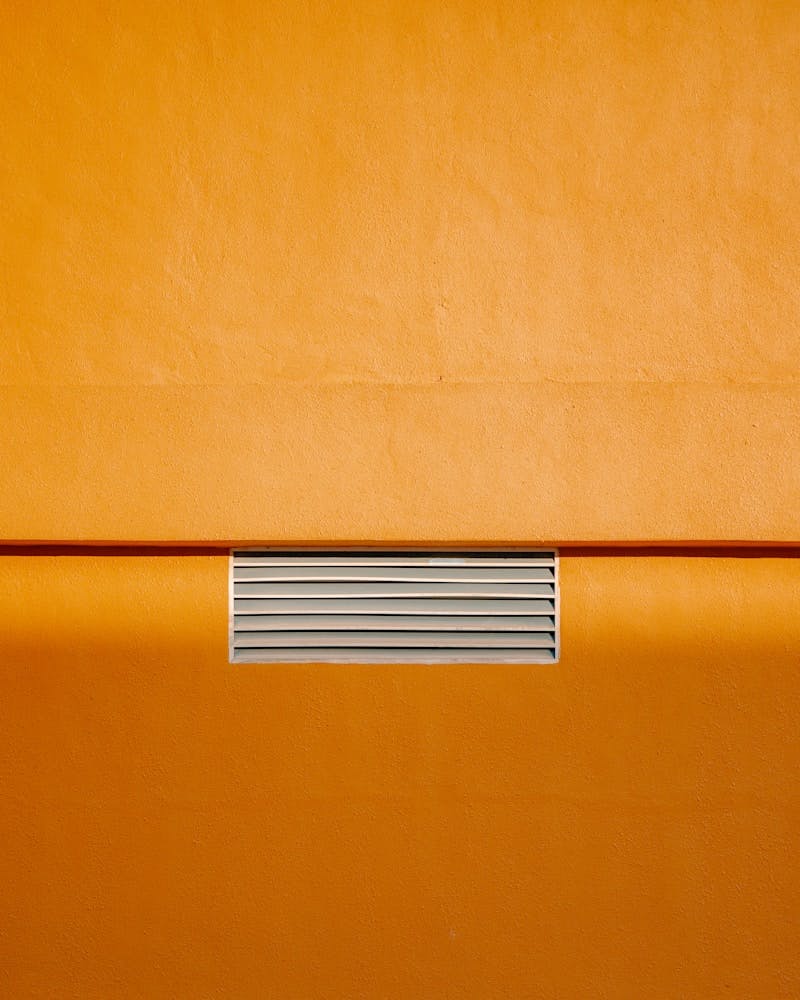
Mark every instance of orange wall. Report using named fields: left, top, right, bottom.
left=2, top=2, right=799, bottom=995
left=1, top=550, right=798, bottom=996
left=2, top=0, right=799, bottom=543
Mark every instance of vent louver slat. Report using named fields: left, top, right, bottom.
left=230, top=550, right=559, bottom=664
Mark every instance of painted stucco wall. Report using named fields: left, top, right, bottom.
left=2, top=2, right=799, bottom=996
left=2, top=551, right=799, bottom=997
left=2, top=0, right=799, bottom=543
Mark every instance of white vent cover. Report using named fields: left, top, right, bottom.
left=230, top=550, right=559, bottom=664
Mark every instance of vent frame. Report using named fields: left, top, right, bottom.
left=229, top=548, right=560, bottom=664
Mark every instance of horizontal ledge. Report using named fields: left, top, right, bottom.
left=3, top=542, right=800, bottom=553
left=3, top=384, right=798, bottom=541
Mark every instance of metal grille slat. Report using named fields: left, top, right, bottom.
left=234, top=631, right=556, bottom=648
left=234, top=566, right=554, bottom=583
left=234, top=614, right=555, bottom=632
left=235, top=581, right=555, bottom=598
left=230, top=550, right=559, bottom=664
left=234, top=553, right=555, bottom=567
left=234, top=598, right=554, bottom=615
left=233, top=649, right=558, bottom=664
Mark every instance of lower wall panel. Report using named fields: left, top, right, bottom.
left=1, top=550, right=798, bottom=997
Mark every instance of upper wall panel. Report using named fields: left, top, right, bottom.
left=2, top=1, right=798, bottom=542
left=2, top=0, right=799, bottom=388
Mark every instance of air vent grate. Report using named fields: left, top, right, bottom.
left=230, top=550, right=559, bottom=664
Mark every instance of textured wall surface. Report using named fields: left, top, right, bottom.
left=1, top=550, right=799, bottom=997
left=2, top=0, right=799, bottom=542
left=2, top=3, right=799, bottom=995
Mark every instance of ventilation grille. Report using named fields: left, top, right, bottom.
left=230, top=550, right=559, bottom=664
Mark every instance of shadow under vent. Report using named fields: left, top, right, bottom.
left=230, top=550, right=559, bottom=664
